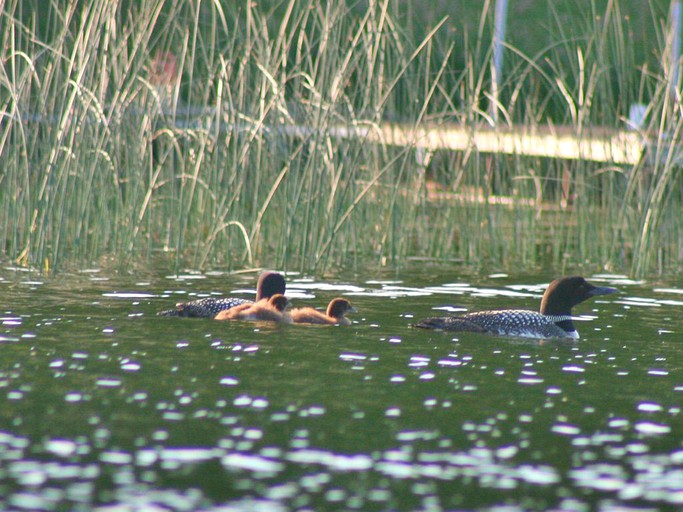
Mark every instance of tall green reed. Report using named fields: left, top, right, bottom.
left=0, top=0, right=680, bottom=277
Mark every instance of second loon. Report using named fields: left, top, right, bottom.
left=412, top=276, right=618, bottom=339
left=157, top=271, right=286, bottom=318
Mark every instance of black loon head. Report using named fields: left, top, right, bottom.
left=540, top=276, right=618, bottom=317
left=255, top=271, right=287, bottom=301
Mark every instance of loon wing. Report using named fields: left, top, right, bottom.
left=412, top=316, right=489, bottom=332
left=158, top=297, right=251, bottom=317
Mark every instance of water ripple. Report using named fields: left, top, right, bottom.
left=222, top=453, right=284, bottom=474
left=286, top=449, right=374, bottom=471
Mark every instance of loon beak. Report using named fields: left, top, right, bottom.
left=588, top=285, right=619, bottom=297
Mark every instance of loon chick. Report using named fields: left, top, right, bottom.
left=157, top=271, right=286, bottom=318
left=290, top=298, right=356, bottom=325
left=214, top=294, right=292, bottom=323
left=412, top=276, right=618, bottom=339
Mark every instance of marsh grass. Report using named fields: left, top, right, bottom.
left=0, top=0, right=681, bottom=277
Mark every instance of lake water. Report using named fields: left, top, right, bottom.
left=1, top=267, right=682, bottom=511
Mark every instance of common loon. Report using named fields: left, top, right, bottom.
left=157, top=271, right=286, bottom=318
left=214, top=294, right=291, bottom=323
left=412, top=276, right=618, bottom=339
left=290, top=298, right=356, bottom=325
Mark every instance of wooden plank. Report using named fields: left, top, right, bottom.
left=354, top=123, right=645, bottom=165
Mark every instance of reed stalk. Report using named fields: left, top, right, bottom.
left=0, top=0, right=680, bottom=277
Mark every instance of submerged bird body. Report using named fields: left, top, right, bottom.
left=214, top=294, right=291, bottom=323
left=291, top=298, right=356, bottom=325
left=416, top=310, right=574, bottom=338
left=158, top=271, right=286, bottom=318
left=413, top=277, right=617, bottom=339
left=161, top=296, right=250, bottom=318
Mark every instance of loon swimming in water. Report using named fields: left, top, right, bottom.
left=412, top=276, right=618, bottom=339
left=214, top=294, right=292, bottom=323
left=290, top=298, right=356, bottom=325
left=157, top=271, right=286, bottom=318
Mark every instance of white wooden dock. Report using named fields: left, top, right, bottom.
left=23, top=108, right=648, bottom=165
left=316, top=122, right=645, bottom=165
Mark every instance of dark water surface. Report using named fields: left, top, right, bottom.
left=1, top=267, right=682, bottom=511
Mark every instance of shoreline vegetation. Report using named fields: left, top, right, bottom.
left=0, top=1, right=681, bottom=277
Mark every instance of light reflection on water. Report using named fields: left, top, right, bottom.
left=0, top=269, right=682, bottom=510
